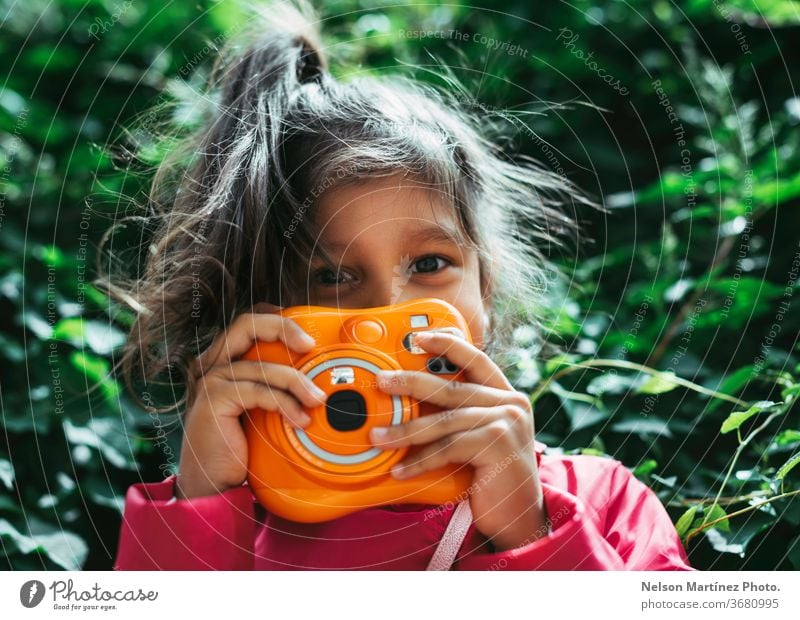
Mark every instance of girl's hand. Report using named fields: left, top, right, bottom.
left=175, top=303, right=326, bottom=500
left=369, top=331, right=548, bottom=552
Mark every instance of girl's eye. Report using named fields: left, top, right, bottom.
left=411, top=256, right=450, bottom=274
left=314, top=268, right=354, bottom=286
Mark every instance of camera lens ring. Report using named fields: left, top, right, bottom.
left=293, top=356, right=404, bottom=466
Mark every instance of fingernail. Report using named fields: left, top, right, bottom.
left=297, top=413, right=311, bottom=427
left=376, top=372, right=390, bottom=386
left=390, top=464, right=407, bottom=478
left=301, top=332, right=316, bottom=346
left=309, top=384, right=326, bottom=399
left=370, top=427, right=390, bottom=441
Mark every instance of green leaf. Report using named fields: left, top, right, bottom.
left=563, top=401, right=608, bottom=432
left=69, top=351, right=120, bottom=401
left=720, top=401, right=779, bottom=434
left=675, top=505, right=698, bottom=537
left=0, top=459, right=14, bottom=490
left=775, top=430, right=800, bottom=447
left=633, top=459, right=658, bottom=477
left=637, top=371, right=680, bottom=395
left=705, top=503, right=731, bottom=533
left=52, top=318, right=126, bottom=355
left=781, top=383, right=800, bottom=401
left=586, top=372, right=640, bottom=396
left=63, top=418, right=136, bottom=470
left=775, top=452, right=800, bottom=481
left=0, top=518, right=88, bottom=570
left=664, top=279, right=694, bottom=303
left=543, top=353, right=579, bottom=376
left=701, top=509, right=774, bottom=557
left=706, top=366, right=755, bottom=413
left=30, top=243, right=66, bottom=267
left=612, top=417, right=673, bottom=438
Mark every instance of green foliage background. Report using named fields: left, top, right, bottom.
left=1, top=0, right=799, bottom=570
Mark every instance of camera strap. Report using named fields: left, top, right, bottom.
left=425, top=500, right=473, bottom=571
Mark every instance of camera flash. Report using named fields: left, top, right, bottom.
left=331, top=367, right=355, bottom=384
left=410, top=314, right=429, bottom=328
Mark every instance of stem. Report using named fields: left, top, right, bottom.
left=696, top=410, right=785, bottom=533
left=686, top=489, right=800, bottom=544
left=530, top=359, right=750, bottom=408
left=668, top=490, right=771, bottom=508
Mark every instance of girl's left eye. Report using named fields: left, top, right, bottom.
left=410, top=256, right=450, bottom=274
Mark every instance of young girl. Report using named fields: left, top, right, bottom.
left=111, top=2, right=693, bottom=571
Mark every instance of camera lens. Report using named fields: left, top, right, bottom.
left=326, top=390, right=367, bottom=431
left=426, top=358, right=444, bottom=373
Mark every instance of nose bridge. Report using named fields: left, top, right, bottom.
left=360, top=254, right=417, bottom=308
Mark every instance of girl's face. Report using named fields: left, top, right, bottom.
left=306, top=173, right=489, bottom=349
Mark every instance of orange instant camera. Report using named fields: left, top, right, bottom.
left=242, top=298, right=474, bottom=522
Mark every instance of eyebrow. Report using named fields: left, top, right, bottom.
left=322, top=224, right=465, bottom=252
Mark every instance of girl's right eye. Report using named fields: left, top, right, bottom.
left=313, top=268, right=355, bottom=287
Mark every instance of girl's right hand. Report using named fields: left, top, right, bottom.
left=174, top=304, right=326, bottom=499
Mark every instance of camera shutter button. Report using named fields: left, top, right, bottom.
left=350, top=319, right=385, bottom=344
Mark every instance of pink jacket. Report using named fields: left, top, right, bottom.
left=114, top=442, right=694, bottom=570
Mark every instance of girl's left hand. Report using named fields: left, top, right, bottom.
left=369, top=331, right=549, bottom=552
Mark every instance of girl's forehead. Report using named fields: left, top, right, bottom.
left=313, top=175, right=463, bottom=241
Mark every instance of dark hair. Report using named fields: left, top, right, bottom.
left=99, top=0, right=589, bottom=408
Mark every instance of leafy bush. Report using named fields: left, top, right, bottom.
left=1, top=0, right=798, bottom=569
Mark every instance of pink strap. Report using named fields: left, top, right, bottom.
left=426, top=500, right=473, bottom=571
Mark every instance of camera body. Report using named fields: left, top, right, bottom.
left=242, top=297, right=474, bottom=522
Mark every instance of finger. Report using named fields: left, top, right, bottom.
left=410, top=331, right=512, bottom=390
left=369, top=406, right=501, bottom=448
left=198, top=313, right=316, bottom=371
left=215, top=379, right=310, bottom=428
left=210, top=360, right=326, bottom=409
left=250, top=302, right=282, bottom=314
left=376, top=369, right=526, bottom=411
left=389, top=428, right=500, bottom=479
